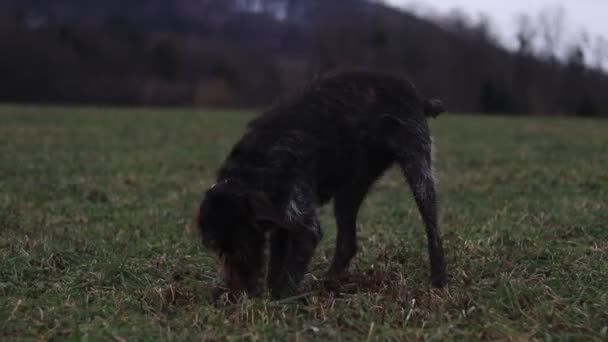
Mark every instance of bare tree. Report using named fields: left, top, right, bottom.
left=592, top=36, right=608, bottom=71
left=515, top=13, right=537, bottom=56
left=537, top=5, right=566, bottom=61
left=475, top=13, right=501, bottom=45
left=439, top=8, right=471, bottom=35
left=565, top=39, right=587, bottom=70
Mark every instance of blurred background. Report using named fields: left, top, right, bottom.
left=0, top=0, right=606, bottom=117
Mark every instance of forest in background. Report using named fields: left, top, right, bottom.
left=1, top=0, right=607, bottom=116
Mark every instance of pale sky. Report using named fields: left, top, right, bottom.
left=386, top=0, right=608, bottom=51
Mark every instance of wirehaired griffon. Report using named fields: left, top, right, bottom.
left=198, top=69, right=447, bottom=299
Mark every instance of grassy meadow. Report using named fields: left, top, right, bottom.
left=0, top=105, right=607, bottom=340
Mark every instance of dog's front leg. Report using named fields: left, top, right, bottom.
left=268, top=208, right=321, bottom=299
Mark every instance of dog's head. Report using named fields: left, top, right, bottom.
left=198, top=180, right=288, bottom=294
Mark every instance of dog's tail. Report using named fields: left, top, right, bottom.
left=424, top=99, right=445, bottom=118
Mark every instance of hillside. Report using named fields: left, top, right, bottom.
left=0, top=0, right=606, bottom=115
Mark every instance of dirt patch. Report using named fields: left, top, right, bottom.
left=319, top=270, right=391, bottom=295
left=141, top=282, right=195, bottom=314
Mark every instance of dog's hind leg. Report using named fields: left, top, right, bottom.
left=326, top=150, right=393, bottom=277
left=383, top=117, right=447, bottom=287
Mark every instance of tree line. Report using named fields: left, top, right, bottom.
left=0, top=0, right=606, bottom=116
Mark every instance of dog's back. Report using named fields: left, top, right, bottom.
left=219, top=70, right=443, bottom=205
left=249, top=69, right=438, bottom=131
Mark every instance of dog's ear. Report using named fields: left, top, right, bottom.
left=248, top=192, right=295, bottom=232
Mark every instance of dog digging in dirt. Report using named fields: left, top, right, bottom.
left=197, top=69, right=447, bottom=299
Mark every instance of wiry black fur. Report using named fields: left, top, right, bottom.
left=198, top=69, right=447, bottom=299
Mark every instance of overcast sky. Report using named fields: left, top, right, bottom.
left=386, top=0, right=608, bottom=48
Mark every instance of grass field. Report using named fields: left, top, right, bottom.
left=1, top=105, right=607, bottom=340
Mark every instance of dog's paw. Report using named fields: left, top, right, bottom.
left=431, top=273, right=449, bottom=288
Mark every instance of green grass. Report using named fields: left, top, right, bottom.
left=1, top=105, right=607, bottom=341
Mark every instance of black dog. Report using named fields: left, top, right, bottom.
left=198, top=69, right=447, bottom=299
